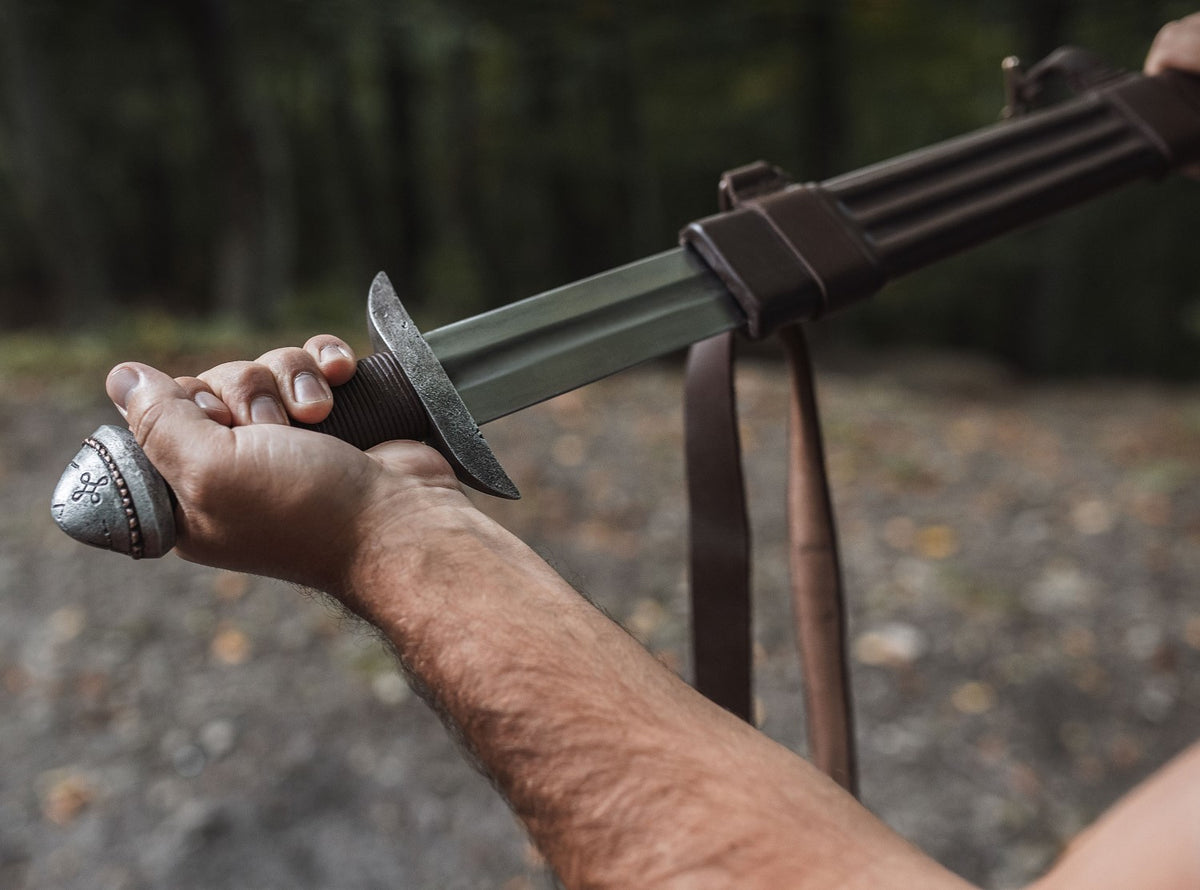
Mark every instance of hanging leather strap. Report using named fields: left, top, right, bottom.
left=779, top=325, right=858, bottom=794
left=685, top=332, right=753, bottom=723
left=684, top=162, right=858, bottom=795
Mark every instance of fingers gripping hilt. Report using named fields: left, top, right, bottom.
left=52, top=273, right=518, bottom=559
left=296, top=351, right=431, bottom=448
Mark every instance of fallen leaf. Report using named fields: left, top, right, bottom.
left=212, top=571, right=249, bottom=602
left=40, top=769, right=96, bottom=825
left=916, top=525, right=958, bottom=560
left=211, top=624, right=251, bottom=665
left=1070, top=499, right=1115, bottom=536
left=951, top=681, right=995, bottom=715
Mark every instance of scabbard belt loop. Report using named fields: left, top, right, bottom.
left=684, top=161, right=858, bottom=796
left=681, top=161, right=884, bottom=339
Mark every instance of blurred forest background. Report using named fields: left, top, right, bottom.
left=2, top=0, right=1199, bottom=376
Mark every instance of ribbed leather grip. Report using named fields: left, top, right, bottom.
left=296, top=352, right=430, bottom=449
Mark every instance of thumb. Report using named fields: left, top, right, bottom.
left=106, top=362, right=225, bottom=475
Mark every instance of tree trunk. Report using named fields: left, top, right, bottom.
left=794, top=0, right=846, bottom=181
left=0, top=0, right=111, bottom=328
left=182, top=0, right=290, bottom=327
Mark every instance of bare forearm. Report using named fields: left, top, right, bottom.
left=346, top=509, right=973, bottom=890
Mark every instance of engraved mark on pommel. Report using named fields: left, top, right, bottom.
left=72, top=471, right=110, bottom=505
left=82, top=434, right=145, bottom=559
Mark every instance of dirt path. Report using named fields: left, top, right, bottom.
left=3, top=354, right=1199, bottom=889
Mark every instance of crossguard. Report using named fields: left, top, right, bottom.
left=51, top=272, right=518, bottom=560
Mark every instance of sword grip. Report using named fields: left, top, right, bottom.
left=53, top=351, right=434, bottom=560
left=297, top=351, right=430, bottom=449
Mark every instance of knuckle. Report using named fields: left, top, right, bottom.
left=210, top=361, right=277, bottom=396
left=259, top=346, right=313, bottom=372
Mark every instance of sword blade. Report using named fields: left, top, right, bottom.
left=425, top=247, right=742, bottom=424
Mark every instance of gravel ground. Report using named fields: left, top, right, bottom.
left=2, top=350, right=1198, bottom=889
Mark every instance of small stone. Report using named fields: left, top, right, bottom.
left=1128, top=491, right=1171, bottom=527
left=892, top=557, right=938, bottom=597
left=1136, top=676, right=1178, bottom=723
left=1124, top=623, right=1163, bottom=661
left=171, top=743, right=206, bottom=778
left=1058, top=720, right=1091, bottom=755
left=1023, top=562, right=1095, bottom=613
left=1011, top=509, right=1051, bottom=546
left=371, top=671, right=411, bottom=706
left=1008, top=762, right=1041, bottom=797
left=1071, top=499, right=1115, bottom=535
left=881, top=515, right=916, bottom=552
left=1109, top=733, right=1143, bottom=769
left=1071, top=662, right=1108, bottom=696
left=853, top=623, right=929, bottom=668
left=48, top=606, right=86, bottom=643
left=1060, top=625, right=1096, bottom=658
left=198, top=719, right=237, bottom=760
left=947, top=417, right=986, bottom=454
left=869, top=721, right=925, bottom=761
left=626, top=598, right=668, bottom=641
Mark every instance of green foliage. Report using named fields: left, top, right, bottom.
left=0, top=0, right=1197, bottom=375
left=0, top=311, right=365, bottom=402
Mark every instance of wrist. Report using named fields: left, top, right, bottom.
left=334, top=481, right=506, bottom=626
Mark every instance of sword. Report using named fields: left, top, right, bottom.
left=52, top=53, right=1200, bottom=559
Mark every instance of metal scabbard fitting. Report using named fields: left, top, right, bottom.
left=51, top=424, right=176, bottom=559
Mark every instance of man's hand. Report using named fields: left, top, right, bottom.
left=1145, top=12, right=1200, bottom=177
left=1144, top=12, right=1200, bottom=76
left=105, top=335, right=471, bottom=601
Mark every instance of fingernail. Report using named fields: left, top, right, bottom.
left=320, top=344, right=352, bottom=363
left=193, top=391, right=225, bottom=415
left=292, top=371, right=329, bottom=404
left=250, top=395, right=287, bottom=425
left=107, top=366, right=140, bottom=411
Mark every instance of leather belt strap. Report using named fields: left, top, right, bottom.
left=684, top=162, right=858, bottom=795
left=685, top=332, right=752, bottom=723
left=779, top=325, right=858, bottom=794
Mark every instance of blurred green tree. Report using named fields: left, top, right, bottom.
left=0, top=0, right=1196, bottom=374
